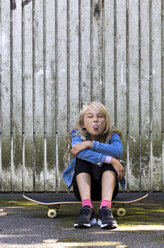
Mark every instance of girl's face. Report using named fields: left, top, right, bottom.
left=83, top=105, right=106, bottom=141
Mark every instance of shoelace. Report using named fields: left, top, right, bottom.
left=101, top=209, right=111, bottom=217
left=81, top=208, right=92, bottom=216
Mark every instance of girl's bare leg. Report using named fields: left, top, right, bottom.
left=74, top=173, right=96, bottom=228
left=76, top=172, right=91, bottom=200
left=101, top=170, right=116, bottom=201
left=98, top=171, right=118, bottom=229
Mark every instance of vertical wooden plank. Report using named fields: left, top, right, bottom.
left=1, top=0, right=11, bottom=191
left=128, top=0, right=140, bottom=191
left=69, top=0, right=79, bottom=128
left=23, top=0, right=33, bottom=191
left=151, top=0, right=162, bottom=191
left=115, top=0, right=127, bottom=176
left=140, top=0, right=151, bottom=191
left=91, top=0, right=103, bottom=102
left=33, top=0, right=44, bottom=191
left=44, top=0, right=56, bottom=191
left=57, top=0, right=67, bottom=191
left=12, top=0, right=22, bottom=191
left=126, top=0, right=130, bottom=192
left=81, top=0, right=91, bottom=105
left=162, top=0, right=164, bottom=191
left=0, top=0, right=2, bottom=190
left=104, top=0, right=114, bottom=124
left=10, top=1, right=14, bottom=192
left=43, top=0, right=46, bottom=192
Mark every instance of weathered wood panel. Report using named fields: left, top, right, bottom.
left=69, top=0, right=79, bottom=128
left=80, top=0, right=91, bottom=106
left=128, top=0, right=140, bottom=191
left=44, top=0, right=56, bottom=191
left=162, top=0, right=164, bottom=192
left=140, top=0, right=151, bottom=191
left=33, top=0, right=44, bottom=191
left=1, top=0, right=11, bottom=191
left=57, top=0, right=68, bottom=191
left=115, top=0, right=127, bottom=184
left=151, top=0, right=162, bottom=191
left=23, top=0, right=33, bottom=191
left=0, top=0, right=163, bottom=192
left=104, top=0, right=114, bottom=122
left=12, top=0, right=22, bottom=191
left=91, top=0, right=104, bottom=102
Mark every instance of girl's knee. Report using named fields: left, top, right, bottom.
left=102, top=170, right=116, bottom=178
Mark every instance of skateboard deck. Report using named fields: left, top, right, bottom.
left=23, top=193, right=148, bottom=218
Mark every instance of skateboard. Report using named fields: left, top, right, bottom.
left=23, top=193, right=148, bottom=218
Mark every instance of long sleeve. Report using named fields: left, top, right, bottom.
left=71, top=130, right=105, bottom=166
left=92, top=134, right=123, bottom=158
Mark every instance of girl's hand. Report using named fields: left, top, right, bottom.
left=110, top=157, right=125, bottom=180
left=71, top=141, right=92, bottom=156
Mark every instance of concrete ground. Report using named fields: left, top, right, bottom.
left=0, top=192, right=164, bottom=248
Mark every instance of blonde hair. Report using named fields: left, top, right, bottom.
left=64, top=101, right=122, bottom=159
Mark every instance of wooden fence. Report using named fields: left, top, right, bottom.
left=0, top=0, right=163, bottom=192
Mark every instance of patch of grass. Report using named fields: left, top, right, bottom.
left=115, top=204, right=164, bottom=227
left=152, top=236, right=164, bottom=244
left=59, top=216, right=75, bottom=228
left=56, top=204, right=84, bottom=228
left=57, top=239, right=120, bottom=247
left=0, top=199, right=38, bottom=207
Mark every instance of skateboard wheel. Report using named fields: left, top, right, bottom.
left=47, top=209, right=57, bottom=218
left=117, top=208, right=126, bottom=217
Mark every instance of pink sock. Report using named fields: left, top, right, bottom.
left=82, top=199, right=93, bottom=209
left=100, top=200, right=111, bottom=209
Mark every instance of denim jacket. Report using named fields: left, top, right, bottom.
left=62, top=130, right=125, bottom=190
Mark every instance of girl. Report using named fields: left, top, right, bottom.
left=62, top=102, right=125, bottom=229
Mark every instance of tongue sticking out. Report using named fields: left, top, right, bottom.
left=93, top=125, right=99, bottom=130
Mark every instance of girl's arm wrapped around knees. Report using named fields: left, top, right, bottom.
left=70, top=130, right=125, bottom=173
left=73, top=145, right=106, bottom=167
left=69, top=131, right=105, bottom=166
left=70, top=130, right=123, bottom=158
left=92, top=134, right=123, bottom=158
left=71, top=141, right=92, bottom=156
